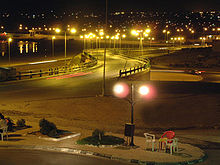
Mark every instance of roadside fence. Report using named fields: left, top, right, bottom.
left=119, top=59, right=150, bottom=78
left=16, top=59, right=97, bottom=80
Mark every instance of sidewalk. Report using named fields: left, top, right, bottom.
left=0, top=127, right=206, bottom=165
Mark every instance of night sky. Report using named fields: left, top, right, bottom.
left=0, top=0, right=219, bottom=11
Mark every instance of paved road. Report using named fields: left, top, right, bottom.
left=0, top=51, right=138, bottom=101
left=0, top=149, right=131, bottom=165
left=0, top=50, right=203, bottom=103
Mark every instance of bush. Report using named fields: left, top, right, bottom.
left=0, top=113, right=5, bottom=119
left=76, top=129, right=125, bottom=146
left=48, top=129, right=58, bottom=137
left=92, top=129, right=105, bottom=140
left=39, top=119, right=57, bottom=137
left=77, top=135, right=125, bottom=146
left=16, top=119, right=26, bottom=127
left=5, top=117, right=14, bottom=131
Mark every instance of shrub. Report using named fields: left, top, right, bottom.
left=39, top=119, right=57, bottom=137
left=5, top=117, right=14, bottom=131
left=0, top=113, right=5, bottom=119
left=92, top=129, right=105, bottom=140
left=77, top=135, right=125, bottom=146
left=48, top=129, right=58, bottom=137
left=16, top=119, right=26, bottom=127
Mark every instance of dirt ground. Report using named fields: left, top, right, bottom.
left=150, top=47, right=220, bottom=70
left=0, top=91, right=220, bottom=138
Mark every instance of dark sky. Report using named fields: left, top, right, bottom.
left=0, top=0, right=219, bottom=11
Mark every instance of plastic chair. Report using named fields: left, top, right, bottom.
left=0, top=126, right=8, bottom=141
left=0, top=119, right=8, bottom=141
left=166, top=138, right=178, bottom=154
left=144, top=133, right=156, bottom=151
left=159, top=131, right=175, bottom=151
left=161, top=131, right=175, bottom=143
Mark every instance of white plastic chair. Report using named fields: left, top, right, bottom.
left=0, top=126, right=8, bottom=141
left=144, top=133, right=156, bottom=151
left=166, top=138, right=178, bottom=154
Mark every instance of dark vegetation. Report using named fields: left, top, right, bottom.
left=77, top=129, right=125, bottom=146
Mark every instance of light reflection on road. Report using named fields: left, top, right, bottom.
left=47, top=72, right=92, bottom=80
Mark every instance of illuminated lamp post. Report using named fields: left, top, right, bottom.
left=55, top=28, right=76, bottom=68
left=80, top=35, right=85, bottom=52
left=131, top=29, right=150, bottom=55
left=106, top=35, right=110, bottom=48
left=121, top=34, right=126, bottom=49
left=200, top=37, right=206, bottom=46
left=163, top=30, right=170, bottom=43
left=191, top=30, right=195, bottom=40
left=111, top=36, right=115, bottom=49
left=113, top=82, right=151, bottom=146
left=115, top=35, right=119, bottom=48
left=8, top=37, right=12, bottom=65
left=52, top=36, right=56, bottom=57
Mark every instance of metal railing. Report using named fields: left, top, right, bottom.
left=119, top=63, right=150, bottom=78
left=16, top=59, right=97, bottom=80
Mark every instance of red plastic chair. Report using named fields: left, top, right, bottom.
left=159, top=131, right=175, bottom=151
left=161, top=131, right=175, bottom=143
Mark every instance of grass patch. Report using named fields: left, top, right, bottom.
left=77, top=135, right=125, bottom=146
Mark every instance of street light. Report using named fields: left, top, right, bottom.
left=55, top=28, right=76, bottom=68
left=52, top=36, right=56, bottom=57
left=200, top=37, right=206, bottom=46
left=119, top=34, right=126, bottom=49
left=131, top=29, right=151, bottom=54
left=113, top=82, right=152, bottom=146
left=163, top=30, right=170, bottom=43
left=102, top=0, right=108, bottom=96
left=8, top=37, right=12, bottom=65
left=191, top=30, right=195, bottom=40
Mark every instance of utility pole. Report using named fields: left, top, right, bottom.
left=102, top=0, right=108, bottom=96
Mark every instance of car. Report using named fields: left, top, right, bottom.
left=186, top=69, right=205, bottom=75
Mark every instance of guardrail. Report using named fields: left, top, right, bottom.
left=16, top=59, right=97, bottom=80
left=119, top=62, right=150, bottom=78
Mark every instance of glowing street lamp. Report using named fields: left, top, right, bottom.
left=8, top=37, right=12, bottom=65
left=55, top=28, right=77, bottom=67
left=131, top=30, right=139, bottom=36
left=148, top=37, right=155, bottom=47
left=163, top=30, right=170, bottom=43
left=191, top=30, right=195, bottom=40
left=131, top=29, right=151, bottom=53
left=119, top=34, right=126, bottom=49
left=52, top=36, right=56, bottom=57
left=70, top=28, right=76, bottom=34
left=113, top=82, right=153, bottom=146
left=200, top=37, right=206, bottom=46
left=99, top=31, right=104, bottom=36
left=55, top=28, right=61, bottom=33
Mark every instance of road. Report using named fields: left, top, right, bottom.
left=0, top=51, right=140, bottom=102
left=0, top=49, right=206, bottom=103
left=0, top=149, right=131, bottom=165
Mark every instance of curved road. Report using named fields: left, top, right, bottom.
left=0, top=51, right=140, bottom=102
left=0, top=50, right=204, bottom=103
